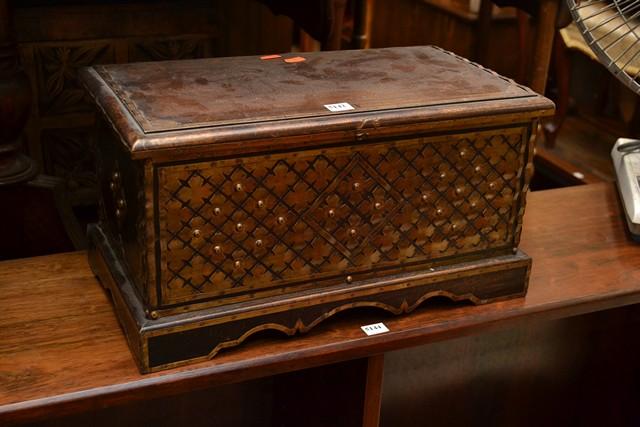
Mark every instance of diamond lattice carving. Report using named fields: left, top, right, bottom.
left=158, top=130, right=525, bottom=305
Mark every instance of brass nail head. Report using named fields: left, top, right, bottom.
left=421, top=194, right=429, bottom=202
left=112, top=171, right=120, bottom=181
left=236, top=223, right=244, bottom=231
left=150, top=310, right=159, bottom=320
left=192, top=229, right=201, bottom=238
left=455, top=187, right=463, bottom=195
left=257, top=200, right=265, bottom=208
left=235, top=183, right=243, bottom=192
left=234, top=260, right=242, bottom=268
left=346, top=275, right=353, bottom=283
left=213, top=207, right=221, bottom=216
left=255, top=239, right=263, bottom=247
left=109, top=182, right=116, bottom=191
left=352, top=182, right=361, bottom=190
left=349, top=228, right=357, bottom=237
left=440, top=172, right=446, bottom=179
left=115, top=208, right=122, bottom=218
left=117, top=198, right=126, bottom=208
left=374, top=202, right=383, bottom=210
left=277, top=216, right=285, bottom=225
left=474, top=165, right=482, bottom=173
left=214, top=245, right=222, bottom=254
left=328, top=209, right=336, bottom=217
left=436, top=208, right=443, bottom=216
left=489, top=182, right=496, bottom=190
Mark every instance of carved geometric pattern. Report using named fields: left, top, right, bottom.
left=158, top=130, right=525, bottom=305
left=129, top=36, right=212, bottom=62
left=33, top=43, right=115, bottom=116
left=41, top=128, right=97, bottom=201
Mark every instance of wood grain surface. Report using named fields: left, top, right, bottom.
left=1, top=182, right=639, bottom=424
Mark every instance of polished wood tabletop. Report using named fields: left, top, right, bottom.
left=1, top=182, right=639, bottom=424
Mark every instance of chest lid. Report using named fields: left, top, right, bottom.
left=81, top=46, right=554, bottom=157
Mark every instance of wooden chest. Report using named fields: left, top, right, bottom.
left=80, top=46, right=554, bottom=373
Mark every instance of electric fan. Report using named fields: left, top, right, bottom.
left=566, top=0, right=640, bottom=238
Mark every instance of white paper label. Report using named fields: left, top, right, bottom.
left=324, top=102, right=355, bottom=112
left=361, top=322, right=390, bottom=336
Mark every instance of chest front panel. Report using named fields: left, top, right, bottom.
left=156, top=127, right=528, bottom=308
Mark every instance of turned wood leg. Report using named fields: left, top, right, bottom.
left=530, top=0, right=559, bottom=94
left=351, top=0, right=373, bottom=50
left=475, top=0, right=493, bottom=65
left=543, top=31, right=570, bottom=148
left=322, top=0, right=348, bottom=51
left=0, top=0, right=37, bottom=186
left=517, top=10, right=531, bottom=84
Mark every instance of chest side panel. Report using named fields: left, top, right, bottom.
left=156, top=127, right=528, bottom=308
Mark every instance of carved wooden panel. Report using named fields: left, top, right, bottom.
left=33, top=43, right=116, bottom=116
left=157, top=128, right=527, bottom=306
left=41, top=128, right=97, bottom=200
left=14, top=0, right=292, bottom=222
left=128, top=36, right=214, bottom=62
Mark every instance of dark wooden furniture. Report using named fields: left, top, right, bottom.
left=80, top=46, right=553, bottom=371
left=2, top=183, right=640, bottom=426
left=0, top=0, right=37, bottom=186
left=0, top=0, right=295, bottom=260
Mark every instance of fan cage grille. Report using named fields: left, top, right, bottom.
left=568, top=0, right=640, bottom=95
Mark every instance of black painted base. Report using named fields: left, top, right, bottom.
left=88, top=224, right=530, bottom=373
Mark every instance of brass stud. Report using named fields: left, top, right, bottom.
left=439, top=172, right=446, bottom=179
left=117, top=198, right=126, bottom=208
left=421, top=194, right=429, bottom=202
left=474, top=165, right=482, bottom=173
left=236, top=223, right=244, bottom=232
left=192, top=229, right=201, bottom=238
left=234, top=260, right=242, bottom=269
left=277, top=216, right=286, bottom=225
left=235, top=183, right=243, bottom=192
left=512, top=247, right=518, bottom=254
left=255, top=239, right=263, bottom=247
left=452, top=223, right=458, bottom=231
left=257, top=200, right=265, bottom=208
left=471, top=201, right=477, bottom=209
left=346, top=275, right=353, bottom=283
left=349, top=228, right=357, bottom=237
left=112, top=171, right=120, bottom=181
left=436, top=208, right=443, bottom=216
left=213, top=207, right=221, bottom=216
left=455, top=187, right=463, bottom=195
left=328, top=209, right=336, bottom=218
left=352, top=182, right=361, bottom=191
left=149, top=310, right=159, bottom=320
left=115, top=209, right=122, bottom=218
left=109, top=182, right=116, bottom=191
left=459, top=150, right=466, bottom=158
left=489, top=182, right=496, bottom=190
left=213, top=245, right=222, bottom=254
left=374, top=202, right=383, bottom=210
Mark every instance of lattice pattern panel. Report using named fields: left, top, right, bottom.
left=157, top=129, right=526, bottom=305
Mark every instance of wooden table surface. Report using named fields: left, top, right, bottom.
left=2, top=182, right=639, bottom=425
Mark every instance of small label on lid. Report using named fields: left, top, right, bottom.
left=324, top=102, right=355, bottom=112
left=361, top=322, right=389, bottom=336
